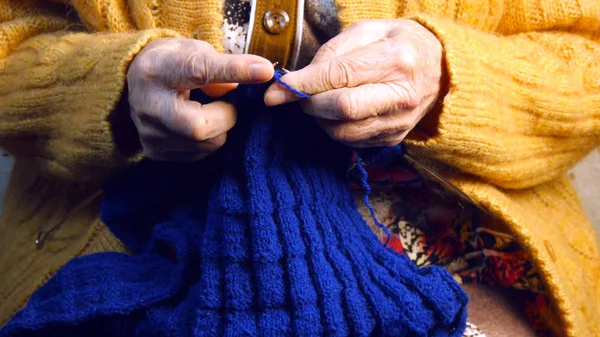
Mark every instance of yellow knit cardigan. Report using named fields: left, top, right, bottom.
left=0, top=0, right=599, bottom=336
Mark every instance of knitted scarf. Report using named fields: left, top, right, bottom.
left=0, top=75, right=468, bottom=336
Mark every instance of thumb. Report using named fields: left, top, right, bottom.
left=264, top=40, right=397, bottom=106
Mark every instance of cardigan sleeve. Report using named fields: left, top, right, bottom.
left=402, top=12, right=600, bottom=189
left=0, top=0, right=179, bottom=181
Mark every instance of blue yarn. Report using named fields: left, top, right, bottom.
left=355, top=154, right=392, bottom=247
left=357, top=144, right=406, bottom=167
left=353, top=144, right=406, bottom=247
left=273, top=70, right=313, bottom=99
left=0, top=72, right=468, bottom=337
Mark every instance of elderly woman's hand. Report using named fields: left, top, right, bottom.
left=127, top=38, right=273, bottom=161
left=264, top=19, right=444, bottom=148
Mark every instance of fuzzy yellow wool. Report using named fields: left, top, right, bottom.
left=0, top=0, right=599, bottom=336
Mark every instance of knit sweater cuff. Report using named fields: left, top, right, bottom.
left=0, top=29, right=179, bottom=181
left=403, top=15, right=599, bottom=189
left=403, top=15, right=508, bottom=183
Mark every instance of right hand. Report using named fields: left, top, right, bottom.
left=127, top=38, right=274, bottom=161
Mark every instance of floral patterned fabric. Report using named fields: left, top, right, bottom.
left=348, top=153, right=555, bottom=336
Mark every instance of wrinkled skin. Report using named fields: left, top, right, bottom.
left=127, top=38, right=273, bottom=161
left=265, top=19, right=444, bottom=148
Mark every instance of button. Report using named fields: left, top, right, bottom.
left=544, top=240, right=557, bottom=262
left=263, top=9, right=290, bottom=34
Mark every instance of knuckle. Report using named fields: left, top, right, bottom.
left=390, top=84, right=420, bottom=110
left=327, top=128, right=344, bottom=142
left=210, top=58, right=243, bottom=83
left=379, top=37, right=397, bottom=55
left=325, top=60, right=351, bottom=89
left=329, top=125, right=358, bottom=143
left=226, top=59, right=246, bottom=80
left=396, top=122, right=411, bottom=133
left=402, top=90, right=421, bottom=110
left=373, top=125, right=393, bottom=138
left=389, top=117, right=410, bottom=133
left=335, top=94, right=360, bottom=120
left=183, top=54, right=207, bottom=85
left=396, top=44, right=419, bottom=69
left=393, top=114, right=418, bottom=133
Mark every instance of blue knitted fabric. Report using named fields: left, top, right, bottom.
left=0, top=73, right=468, bottom=337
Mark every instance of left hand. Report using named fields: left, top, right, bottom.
left=264, top=19, right=445, bottom=148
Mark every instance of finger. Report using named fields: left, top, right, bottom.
left=192, top=52, right=274, bottom=85
left=158, top=47, right=274, bottom=89
left=158, top=100, right=237, bottom=141
left=264, top=39, right=401, bottom=106
left=300, top=83, right=417, bottom=121
left=317, top=111, right=418, bottom=144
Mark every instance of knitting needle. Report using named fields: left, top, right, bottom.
left=403, top=153, right=499, bottom=221
left=271, top=61, right=291, bottom=74
left=35, top=190, right=103, bottom=249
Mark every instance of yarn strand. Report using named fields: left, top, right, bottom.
left=273, top=70, right=312, bottom=99
left=354, top=154, right=391, bottom=246
left=275, top=70, right=389, bottom=245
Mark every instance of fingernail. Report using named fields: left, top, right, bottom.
left=249, top=63, right=273, bottom=81
left=264, top=89, right=287, bottom=106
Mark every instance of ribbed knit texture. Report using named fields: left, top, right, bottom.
left=1, top=0, right=600, bottom=336
left=0, top=86, right=468, bottom=336
left=1, top=0, right=599, bottom=183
